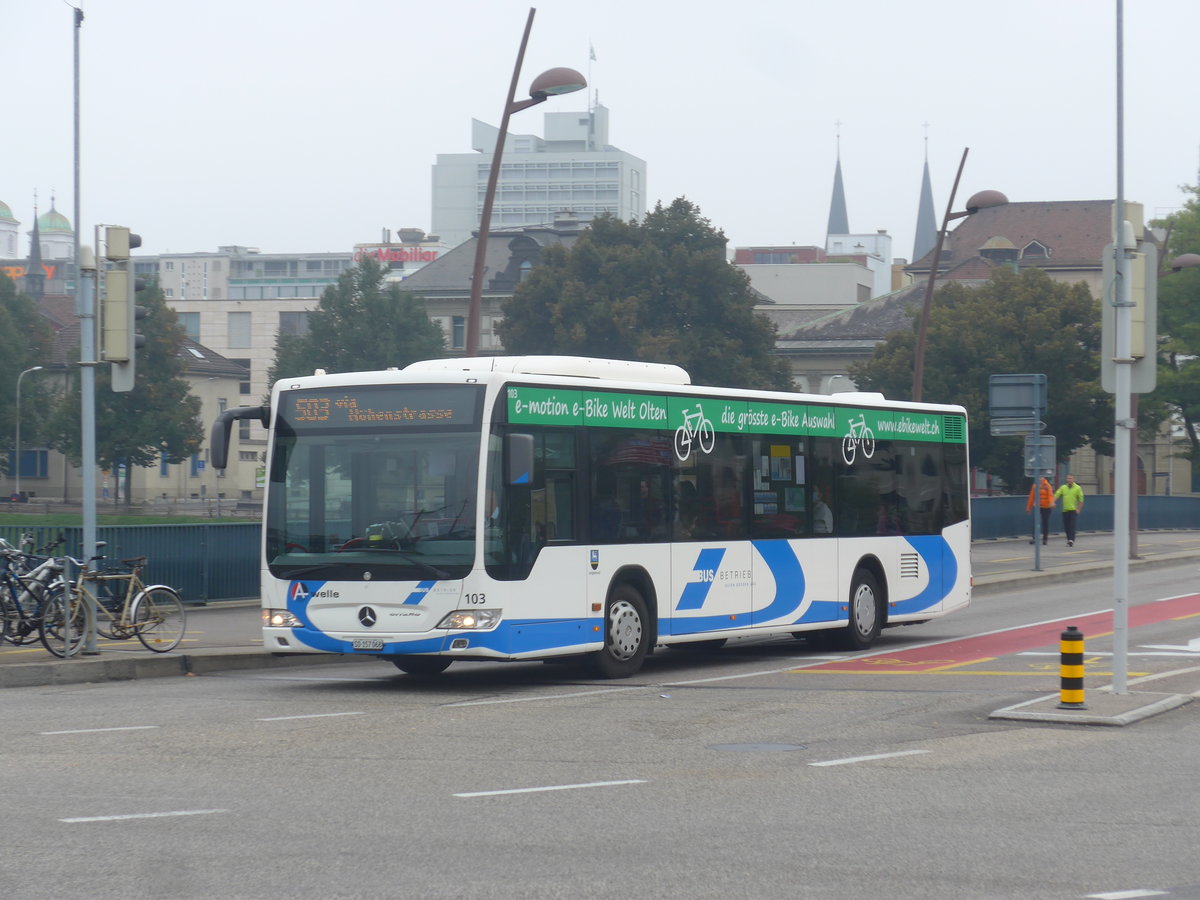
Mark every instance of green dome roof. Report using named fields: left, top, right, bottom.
left=0, top=200, right=13, bottom=220
left=38, top=207, right=73, bottom=233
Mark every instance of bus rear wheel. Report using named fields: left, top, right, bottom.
left=391, top=657, right=452, bottom=677
left=587, top=583, right=649, bottom=678
left=843, top=569, right=883, bottom=650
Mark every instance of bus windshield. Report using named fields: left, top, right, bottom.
left=265, top=384, right=484, bottom=581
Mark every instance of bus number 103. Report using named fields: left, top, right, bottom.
left=464, top=593, right=487, bottom=605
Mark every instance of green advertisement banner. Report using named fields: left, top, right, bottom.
left=507, top=386, right=964, bottom=443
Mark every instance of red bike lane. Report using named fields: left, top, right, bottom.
left=798, top=592, right=1200, bottom=674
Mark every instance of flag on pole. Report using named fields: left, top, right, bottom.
left=589, top=43, right=597, bottom=61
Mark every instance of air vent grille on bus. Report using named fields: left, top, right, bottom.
left=900, top=553, right=920, bottom=579
left=942, top=416, right=966, bottom=442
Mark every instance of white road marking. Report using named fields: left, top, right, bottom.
left=809, top=749, right=931, bottom=768
left=1126, top=664, right=1200, bottom=686
left=1086, top=890, right=1169, bottom=899
left=60, top=809, right=228, bottom=823
left=40, top=726, right=159, bottom=735
left=255, top=712, right=364, bottom=721
left=446, top=687, right=641, bottom=707
left=666, top=665, right=829, bottom=685
left=1141, top=637, right=1200, bottom=652
left=445, top=663, right=825, bottom=706
left=454, top=779, right=646, bottom=798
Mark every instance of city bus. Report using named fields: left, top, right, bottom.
left=211, top=355, right=971, bottom=678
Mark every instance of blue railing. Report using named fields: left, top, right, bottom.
left=971, top=495, right=1200, bottom=540
left=0, top=523, right=260, bottom=604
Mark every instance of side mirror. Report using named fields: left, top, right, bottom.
left=210, top=405, right=269, bottom=469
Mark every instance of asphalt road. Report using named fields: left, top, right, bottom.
left=2, top=560, right=1199, bottom=899
left=2, top=529, right=1198, bottom=688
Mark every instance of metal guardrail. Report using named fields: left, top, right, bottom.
left=0, top=523, right=260, bottom=604
left=971, top=495, right=1200, bottom=540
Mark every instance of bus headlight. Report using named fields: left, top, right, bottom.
left=437, top=609, right=502, bottom=630
left=263, top=609, right=302, bottom=628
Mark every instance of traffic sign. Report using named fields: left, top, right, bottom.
left=989, top=374, right=1047, bottom=419
left=990, top=417, right=1044, bottom=436
left=1024, top=434, right=1056, bottom=477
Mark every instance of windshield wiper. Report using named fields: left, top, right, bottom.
left=362, top=547, right=451, bottom=580
left=273, top=564, right=332, bottom=578
left=338, top=547, right=451, bottom=580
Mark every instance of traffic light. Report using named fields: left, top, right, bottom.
left=102, top=226, right=145, bottom=392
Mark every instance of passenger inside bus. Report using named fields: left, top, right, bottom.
left=676, top=480, right=698, bottom=538
left=592, top=470, right=623, bottom=540
left=813, top=487, right=834, bottom=534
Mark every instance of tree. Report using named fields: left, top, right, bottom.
left=1150, top=184, right=1200, bottom=471
left=848, top=266, right=1113, bottom=488
left=498, top=199, right=793, bottom=390
left=0, top=273, right=54, bottom=477
left=269, top=257, right=445, bottom=383
left=46, top=278, right=203, bottom=503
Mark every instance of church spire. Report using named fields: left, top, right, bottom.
left=25, top=195, right=45, bottom=301
left=912, top=128, right=938, bottom=263
left=826, top=125, right=849, bottom=239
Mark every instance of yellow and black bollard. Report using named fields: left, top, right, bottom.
left=1057, top=625, right=1087, bottom=709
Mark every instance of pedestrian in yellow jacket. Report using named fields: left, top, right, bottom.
left=1054, top=473, right=1084, bottom=546
left=1026, top=477, right=1053, bottom=544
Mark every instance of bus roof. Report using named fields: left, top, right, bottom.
left=404, top=355, right=692, bottom=385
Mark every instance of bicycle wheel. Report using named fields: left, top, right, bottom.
left=131, top=587, right=186, bottom=652
left=39, top=589, right=86, bottom=659
left=673, top=425, right=691, bottom=461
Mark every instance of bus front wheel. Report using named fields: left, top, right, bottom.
left=843, top=569, right=883, bottom=651
left=587, top=583, right=649, bottom=678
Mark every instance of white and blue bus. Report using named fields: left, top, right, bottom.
left=212, top=356, right=971, bottom=677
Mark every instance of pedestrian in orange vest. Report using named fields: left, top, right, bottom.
left=1026, top=476, right=1054, bottom=544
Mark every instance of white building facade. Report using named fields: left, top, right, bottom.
left=432, top=104, right=647, bottom=248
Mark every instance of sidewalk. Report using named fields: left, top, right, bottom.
left=4, top=530, right=1199, bottom=725
left=971, top=528, right=1200, bottom=593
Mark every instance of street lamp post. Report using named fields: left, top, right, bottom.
left=14, top=365, right=44, bottom=502
left=911, top=146, right=1007, bottom=401
left=464, top=7, right=586, bottom=357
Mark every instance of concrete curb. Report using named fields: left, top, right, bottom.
left=0, top=649, right=371, bottom=689
left=973, top=550, right=1197, bottom=595
left=989, top=690, right=1193, bottom=726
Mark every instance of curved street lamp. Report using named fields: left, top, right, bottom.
left=464, top=9, right=586, bottom=357
left=1169, top=252, right=1200, bottom=272
left=911, top=146, right=1007, bottom=401
left=14, top=365, right=44, bottom=502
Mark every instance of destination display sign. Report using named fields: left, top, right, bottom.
left=280, top=385, right=481, bottom=430
left=506, top=386, right=964, bottom=443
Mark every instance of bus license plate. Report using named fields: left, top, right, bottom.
left=352, top=639, right=384, bottom=651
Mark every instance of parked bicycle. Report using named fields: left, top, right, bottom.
left=0, top=536, right=66, bottom=647
left=40, top=552, right=186, bottom=658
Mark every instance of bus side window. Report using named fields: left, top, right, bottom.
left=592, top=469, right=623, bottom=541
left=539, top=428, right=576, bottom=543
left=810, top=439, right=837, bottom=536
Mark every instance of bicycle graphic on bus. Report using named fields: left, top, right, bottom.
left=841, top=413, right=875, bottom=465
left=674, top=405, right=715, bottom=461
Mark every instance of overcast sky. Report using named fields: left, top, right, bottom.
left=5, top=0, right=1197, bottom=260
